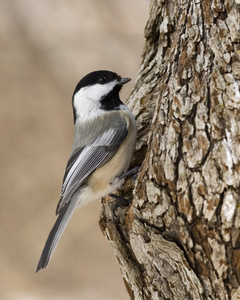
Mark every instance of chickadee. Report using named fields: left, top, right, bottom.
left=36, top=70, right=137, bottom=272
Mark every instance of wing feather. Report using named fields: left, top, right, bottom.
left=56, top=121, right=128, bottom=214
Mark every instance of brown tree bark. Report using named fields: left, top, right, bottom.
left=99, top=1, right=240, bottom=299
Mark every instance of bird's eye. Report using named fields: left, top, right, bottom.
left=98, top=77, right=107, bottom=84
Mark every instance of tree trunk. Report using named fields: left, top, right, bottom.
left=99, top=0, right=240, bottom=299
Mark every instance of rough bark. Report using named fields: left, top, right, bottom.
left=99, top=1, right=240, bottom=299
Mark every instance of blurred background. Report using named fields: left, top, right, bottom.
left=0, top=0, right=148, bottom=299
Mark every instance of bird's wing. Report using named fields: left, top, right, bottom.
left=56, top=118, right=128, bottom=214
left=36, top=116, right=128, bottom=271
left=36, top=114, right=129, bottom=272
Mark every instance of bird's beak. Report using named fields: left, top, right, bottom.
left=119, top=77, right=131, bottom=85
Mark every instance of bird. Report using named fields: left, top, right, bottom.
left=36, top=70, right=137, bottom=272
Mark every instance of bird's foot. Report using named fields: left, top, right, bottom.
left=118, top=166, right=140, bottom=181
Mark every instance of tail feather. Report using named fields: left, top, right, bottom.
left=36, top=197, right=79, bottom=272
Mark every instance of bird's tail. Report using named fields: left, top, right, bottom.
left=36, top=197, right=79, bottom=272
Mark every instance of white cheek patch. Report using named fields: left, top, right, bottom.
left=79, top=81, right=117, bottom=102
left=73, top=81, right=118, bottom=121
